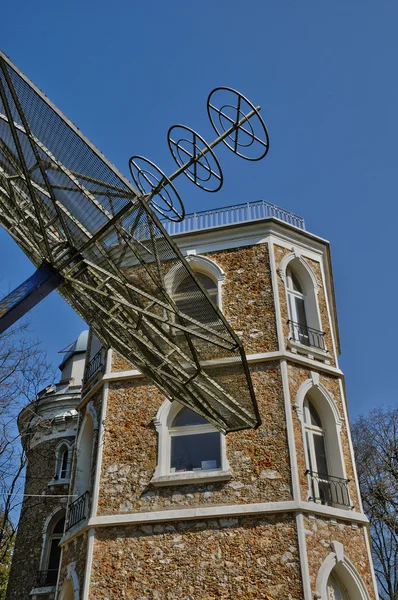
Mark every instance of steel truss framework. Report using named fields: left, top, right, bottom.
left=0, top=51, right=263, bottom=433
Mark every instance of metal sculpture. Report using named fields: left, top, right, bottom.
left=0, top=51, right=270, bottom=432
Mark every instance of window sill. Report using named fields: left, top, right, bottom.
left=150, top=469, right=232, bottom=487
left=30, top=586, right=56, bottom=596
left=287, top=339, right=331, bottom=363
left=47, top=479, right=70, bottom=487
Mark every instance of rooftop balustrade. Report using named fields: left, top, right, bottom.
left=162, top=199, right=305, bottom=235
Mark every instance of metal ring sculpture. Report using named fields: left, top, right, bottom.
left=167, top=125, right=223, bottom=193
left=128, top=156, right=185, bottom=222
left=207, top=87, right=270, bottom=161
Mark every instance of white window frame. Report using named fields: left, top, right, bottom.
left=164, top=255, right=225, bottom=325
left=295, top=379, right=351, bottom=510
left=315, top=543, right=372, bottom=600
left=281, top=255, right=329, bottom=360
left=48, top=440, right=73, bottom=486
left=303, top=398, right=331, bottom=505
left=151, top=399, right=231, bottom=486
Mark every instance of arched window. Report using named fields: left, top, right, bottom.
left=38, top=511, right=65, bottom=587
left=327, top=571, right=351, bottom=599
left=173, top=270, right=219, bottom=324
left=286, top=266, right=308, bottom=340
left=169, top=405, right=221, bottom=473
left=304, top=396, right=330, bottom=504
left=303, top=392, right=350, bottom=508
left=54, top=442, right=72, bottom=481
left=284, top=258, right=325, bottom=351
left=151, top=400, right=231, bottom=485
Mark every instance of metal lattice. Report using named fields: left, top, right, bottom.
left=0, top=51, right=270, bottom=432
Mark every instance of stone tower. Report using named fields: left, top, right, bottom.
left=6, top=330, right=88, bottom=600
left=10, top=199, right=379, bottom=600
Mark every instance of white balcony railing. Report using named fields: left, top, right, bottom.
left=162, top=199, right=305, bottom=235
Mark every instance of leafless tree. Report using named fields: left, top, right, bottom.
left=0, top=321, right=52, bottom=597
left=352, top=407, right=398, bottom=600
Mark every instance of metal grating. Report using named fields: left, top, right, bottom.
left=0, top=52, right=261, bottom=433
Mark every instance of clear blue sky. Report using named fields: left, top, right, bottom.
left=1, top=1, right=397, bottom=418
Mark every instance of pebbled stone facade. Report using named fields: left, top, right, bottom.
left=56, top=220, right=379, bottom=599
left=89, top=514, right=302, bottom=599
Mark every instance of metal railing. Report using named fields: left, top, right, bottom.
left=162, top=199, right=305, bottom=235
left=36, top=569, right=58, bottom=587
left=306, top=470, right=352, bottom=508
left=66, top=491, right=88, bottom=531
left=84, top=348, right=104, bottom=383
left=289, top=320, right=326, bottom=351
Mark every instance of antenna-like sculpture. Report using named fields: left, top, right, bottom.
left=0, top=54, right=269, bottom=433
left=128, top=87, right=269, bottom=221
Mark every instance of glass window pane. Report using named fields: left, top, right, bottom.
left=170, top=432, right=221, bottom=472
left=48, top=538, right=62, bottom=570
left=313, top=433, right=328, bottom=476
left=60, top=450, right=68, bottom=478
left=171, top=406, right=210, bottom=427
left=53, top=516, right=65, bottom=534
left=308, top=401, right=322, bottom=428
left=295, top=297, right=307, bottom=327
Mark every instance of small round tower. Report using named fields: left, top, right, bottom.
left=5, top=331, right=88, bottom=600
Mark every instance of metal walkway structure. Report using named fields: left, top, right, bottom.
left=0, top=51, right=271, bottom=433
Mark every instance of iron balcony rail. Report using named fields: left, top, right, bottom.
left=289, top=320, right=326, bottom=351
left=84, top=348, right=104, bottom=383
left=36, top=569, right=58, bottom=587
left=306, top=470, right=352, bottom=509
left=162, top=199, right=305, bottom=235
left=66, top=491, right=88, bottom=531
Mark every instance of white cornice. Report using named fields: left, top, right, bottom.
left=60, top=500, right=368, bottom=546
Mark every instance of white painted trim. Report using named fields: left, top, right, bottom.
left=39, top=506, right=65, bottom=571
left=296, top=512, right=312, bottom=600
left=58, top=564, right=79, bottom=600
left=81, top=528, right=95, bottom=600
left=279, top=252, right=319, bottom=293
left=163, top=253, right=225, bottom=313
left=268, top=240, right=285, bottom=352
left=295, top=378, right=348, bottom=504
left=318, top=258, right=340, bottom=367
left=90, top=384, right=109, bottom=517
left=287, top=339, right=331, bottom=363
left=150, top=470, right=232, bottom=487
left=151, top=399, right=229, bottom=481
left=280, top=360, right=301, bottom=501
left=315, top=548, right=371, bottom=600
left=84, top=501, right=367, bottom=530
left=59, top=499, right=368, bottom=547
left=89, top=350, right=343, bottom=385
left=295, top=379, right=342, bottom=428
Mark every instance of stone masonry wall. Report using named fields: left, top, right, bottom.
left=287, top=363, right=359, bottom=509
left=6, top=437, right=72, bottom=600
left=58, top=531, right=88, bottom=597
left=111, top=243, right=278, bottom=372
left=304, top=516, right=376, bottom=599
left=98, top=361, right=292, bottom=516
left=89, top=513, right=303, bottom=599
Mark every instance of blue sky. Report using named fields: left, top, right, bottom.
left=1, top=1, right=397, bottom=418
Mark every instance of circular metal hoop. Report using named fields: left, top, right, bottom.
left=128, top=156, right=185, bottom=222
left=167, top=125, right=223, bottom=193
left=207, top=87, right=270, bottom=161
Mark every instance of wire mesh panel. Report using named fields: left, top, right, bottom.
left=0, top=51, right=261, bottom=433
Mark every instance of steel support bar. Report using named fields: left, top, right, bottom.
left=0, top=263, right=63, bottom=334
